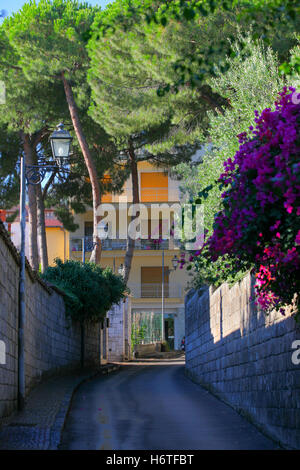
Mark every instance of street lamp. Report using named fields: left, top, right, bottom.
left=161, top=251, right=179, bottom=345
left=18, top=123, right=72, bottom=411
left=49, top=122, right=73, bottom=168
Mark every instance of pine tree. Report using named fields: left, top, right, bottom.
left=0, top=25, right=70, bottom=270
left=88, top=14, right=200, bottom=282
left=5, top=0, right=104, bottom=263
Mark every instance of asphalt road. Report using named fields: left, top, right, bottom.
left=59, top=359, right=277, bottom=450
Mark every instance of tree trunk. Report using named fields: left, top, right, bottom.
left=27, top=147, right=48, bottom=273
left=123, top=141, right=140, bottom=284
left=21, top=132, right=39, bottom=271
left=61, top=72, right=101, bottom=264
left=36, top=183, right=48, bottom=272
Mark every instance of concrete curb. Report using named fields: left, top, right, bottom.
left=50, top=363, right=120, bottom=450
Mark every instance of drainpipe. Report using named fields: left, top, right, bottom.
left=18, top=154, right=26, bottom=410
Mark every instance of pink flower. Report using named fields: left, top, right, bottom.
left=205, top=87, right=300, bottom=314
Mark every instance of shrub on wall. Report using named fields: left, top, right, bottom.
left=42, top=259, right=127, bottom=324
left=203, top=87, right=300, bottom=319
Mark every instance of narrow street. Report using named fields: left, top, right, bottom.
left=59, top=359, right=277, bottom=450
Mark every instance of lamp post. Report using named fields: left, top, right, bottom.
left=161, top=251, right=179, bottom=344
left=18, top=123, right=72, bottom=410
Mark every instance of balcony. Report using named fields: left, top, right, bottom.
left=129, top=283, right=182, bottom=299
left=70, top=237, right=127, bottom=253
left=70, top=237, right=178, bottom=253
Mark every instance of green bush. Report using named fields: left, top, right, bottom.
left=42, top=259, right=127, bottom=324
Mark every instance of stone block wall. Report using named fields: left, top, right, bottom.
left=185, top=273, right=300, bottom=449
left=0, top=222, right=101, bottom=419
left=107, top=299, right=130, bottom=361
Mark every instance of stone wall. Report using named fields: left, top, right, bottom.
left=107, top=299, right=130, bottom=362
left=0, top=222, right=101, bottom=419
left=185, top=273, right=300, bottom=449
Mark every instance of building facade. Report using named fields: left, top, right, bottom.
left=69, top=161, right=189, bottom=358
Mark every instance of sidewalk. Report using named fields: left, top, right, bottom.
left=0, top=364, right=119, bottom=450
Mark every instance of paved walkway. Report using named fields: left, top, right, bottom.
left=0, top=364, right=119, bottom=450
left=60, top=360, right=278, bottom=450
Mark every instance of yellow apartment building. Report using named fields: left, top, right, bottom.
left=69, top=161, right=189, bottom=353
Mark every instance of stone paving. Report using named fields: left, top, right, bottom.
left=0, top=365, right=119, bottom=450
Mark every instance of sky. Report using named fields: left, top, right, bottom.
left=0, top=0, right=112, bottom=18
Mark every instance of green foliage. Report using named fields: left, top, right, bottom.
left=42, top=259, right=127, bottom=324
left=0, top=17, right=73, bottom=214
left=131, top=324, right=147, bottom=351
left=0, top=123, right=21, bottom=208
left=0, top=1, right=128, bottom=224
left=197, top=37, right=283, bottom=232
left=176, top=37, right=284, bottom=288
left=94, top=0, right=299, bottom=93
left=88, top=1, right=237, bottom=154
left=280, top=39, right=300, bottom=89
left=190, top=244, right=249, bottom=289
left=4, top=0, right=99, bottom=83
left=88, top=0, right=297, bottom=160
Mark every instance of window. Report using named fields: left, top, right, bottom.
left=141, top=267, right=169, bottom=297
left=140, top=172, right=168, bottom=202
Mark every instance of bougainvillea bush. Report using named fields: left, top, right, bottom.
left=204, top=87, right=300, bottom=319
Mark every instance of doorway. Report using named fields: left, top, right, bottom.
left=164, top=316, right=174, bottom=350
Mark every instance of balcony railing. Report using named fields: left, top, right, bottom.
left=70, top=237, right=127, bottom=252
left=136, top=239, right=169, bottom=250
left=129, top=283, right=182, bottom=299
left=70, top=237, right=177, bottom=252
left=102, top=239, right=128, bottom=250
